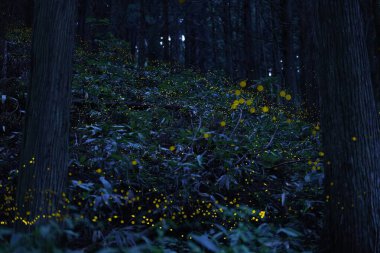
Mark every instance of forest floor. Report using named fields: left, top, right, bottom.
left=0, top=32, right=324, bottom=252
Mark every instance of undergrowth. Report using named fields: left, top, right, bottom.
left=0, top=31, right=324, bottom=253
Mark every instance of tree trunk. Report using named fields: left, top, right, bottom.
left=280, top=0, right=299, bottom=104
left=376, top=0, right=380, bottom=100
left=194, top=0, right=211, bottom=72
left=0, top=15, right=6, bottom=80
left=222, top=0, right=233, bottom=78
left=77, top=0, right=92, bottom=42
left=243, top=0, right=254, bottom=80
left=15, top=0, right=75, bottom=231
left=317, top=0, right=380, bottom=252
left=110, top=0, right=129, bottom=40
left=170, top=2, right=180, bottom=64
left=1, top=40, right=7, bottom=79
left=138, top=0, right=146, bottom=68
left=184, top=1, right=196, bottom=68
left=270, top=0, right=283, bottom=98
left=298, top=0, right=318, bottom=109
left=162, top=0, right=170, bottom=62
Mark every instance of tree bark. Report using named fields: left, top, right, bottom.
left=317, top=0, right=380, bottom=252
left=15, top=0, right=75, bottom=231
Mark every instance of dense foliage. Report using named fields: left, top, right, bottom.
left=0, top=30, right=324, bottom=252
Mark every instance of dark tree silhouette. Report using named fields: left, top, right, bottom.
left=280, top=0, right=299, bottom=104
left=317, top=0, right=380, bottom=252
left=138, top=0, right=146, bottom=67
left=15, top=0, right=76, bottom=231
left=222, top=0, right=233, bottom=77
left=162, top=0, right=170, bottom=62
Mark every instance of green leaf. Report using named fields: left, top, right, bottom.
left=277, top=227, right=302, bottom=237
left=192, top=234, right=219, bottom=253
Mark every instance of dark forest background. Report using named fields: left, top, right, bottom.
left=0, top=0, right=380, bottom=252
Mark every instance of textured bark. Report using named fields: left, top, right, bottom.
left=376, top=1, right=380, bottom=100
left=317, top=0, right=380, bottom=252
left=361, top=0, right=380, bottom=101
left=15, top=0, right=75, bottom=231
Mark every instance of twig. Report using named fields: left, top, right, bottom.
left=229, top=109, right=243, bottom=137
left=264, top=126, right=279, bottom=149
left=268, top=159, right=306, bottom=169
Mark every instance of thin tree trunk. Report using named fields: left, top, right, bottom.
left=15, top=0, right=75, bottom=231
left=270, top=0, right=282, bottom=98
left=210, top=4, right=218, bottom=69
left=299, top=0, right=318, bottom=109
left=138, top=0, right=146, bottom=68
left=110, top=0, right=129, bottom=40
left=317, top=0, right=380, bottom=252
left=1, top=40, right=7, bottom=79
left=77, top=0, right=91, bottom=42
left=170, top=2, right=180, bottom=64
left=162, top=0, right=170, bottom=62
left=243, top=0, right=254, bottom=80
left=222, top=0, right=233, bottom=78
left=184, top=1, right=195, bottom=68
left=280, top=0, right=299, bottom=104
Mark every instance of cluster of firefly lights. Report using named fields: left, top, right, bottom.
left=0, top=80, right=328, bottom=231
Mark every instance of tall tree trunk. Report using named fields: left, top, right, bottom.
left=138, top=0, right=146, bottom=68
left=0, top=15, right=6, bottom=80
left=194, top=0, right=211, bottom=72
left=184, top=1, right=195, bottom=68
left=15, top=0, right=75, bottom=231
left=110, top=0, right=129, bottom=40
left=77, top=0, right=90, bottom=42
left=375, top=0, right=380, bottom=100
left=317, top=0, right=380, bottom=252
left=210, top=3, right=218, bottom=69
left=243, top=0, right=254, bottom=80
left=361, top=0, right=380, bottom=101
left=222, top=0, right=233, bottom=78
left=270, top=0, right=283, bottom=97
left=280, top=0, right=299, bottom=104
left=1, top=40, right=7, bottom=79
left=170, top=2, right=180, bottom=64
left=298, top=0, right=318, bottom=109
left=162, top=0, right=170, bottom=62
